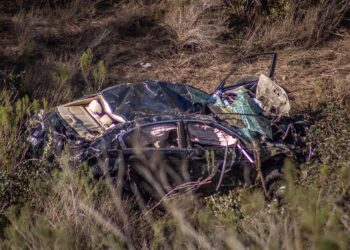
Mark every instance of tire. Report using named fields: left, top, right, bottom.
left=265, top=169, right=287, bottom=200
left=262, top=155, right=288, bottom=201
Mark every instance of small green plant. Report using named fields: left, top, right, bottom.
left=92, top=60, right=107, bottom=89
left=0, top=86, right=50, bottom=236
left=2, top=71, right=25, bottom=93
left=80, top=49, right=107, bottom=94
left=51, top=63, right=73, bottom=104
left=80, top=48, right=93, bottom=81
left=52, top=63, right=69, bottom=86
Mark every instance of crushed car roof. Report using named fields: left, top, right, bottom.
left=101, top=80, right=211, bottom=121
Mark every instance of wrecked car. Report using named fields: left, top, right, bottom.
left=28, top=53, right=307, bottom=200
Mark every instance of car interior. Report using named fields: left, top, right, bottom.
left=124, top=123, right=179, bottom=149
left=57, top=96, right=125, bottom=140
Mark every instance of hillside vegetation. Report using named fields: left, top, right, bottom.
left=0, top=0, right=350, bottom=249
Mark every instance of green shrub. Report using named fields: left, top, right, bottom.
left=80, top=49, right=107, bottom=94
left=0, top=81, right=49, bottom=235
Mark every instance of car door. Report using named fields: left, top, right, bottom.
left=183, top=120, right=245, bottom=192
left=118, top=121, right=190, bottom=198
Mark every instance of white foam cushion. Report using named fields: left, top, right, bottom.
left=100, top=114, right=113, bottom=127
left=88, top=100, right=103, bottom=115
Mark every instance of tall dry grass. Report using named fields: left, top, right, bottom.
left=244, top=0, right=350, bottom=51
left=1, top=139, right=349, bottom=249
left=160, top=0, right=229, bottom=50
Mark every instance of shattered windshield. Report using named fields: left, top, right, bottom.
left=101, top=81, right=211, bottom=120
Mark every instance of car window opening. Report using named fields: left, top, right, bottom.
left=125, top=124, right=179, bottom=148
left=188, top=123, right=237, bottom=147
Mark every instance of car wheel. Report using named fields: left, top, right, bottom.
left=262, top=156, right=288, bottom=202
left=265, top=170, right=287, bottom=201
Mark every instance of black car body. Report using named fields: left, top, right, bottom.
left=28, top=54, right=306, bottom=199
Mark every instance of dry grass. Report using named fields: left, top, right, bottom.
left=244, top=0, right=350, bottom=51
left=161, top=0, right=228, bottom=51
left=1, top=146, right=349, bottom=249
left=2, top=0, right=350, bottom=107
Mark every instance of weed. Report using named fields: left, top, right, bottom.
left=80, top=48, right=107, bottom=94
left=92, top=60, right=107, bottom=89
left=52, top=63, right=69, bottom=86
left=80, top=48, right=94, bottom=81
